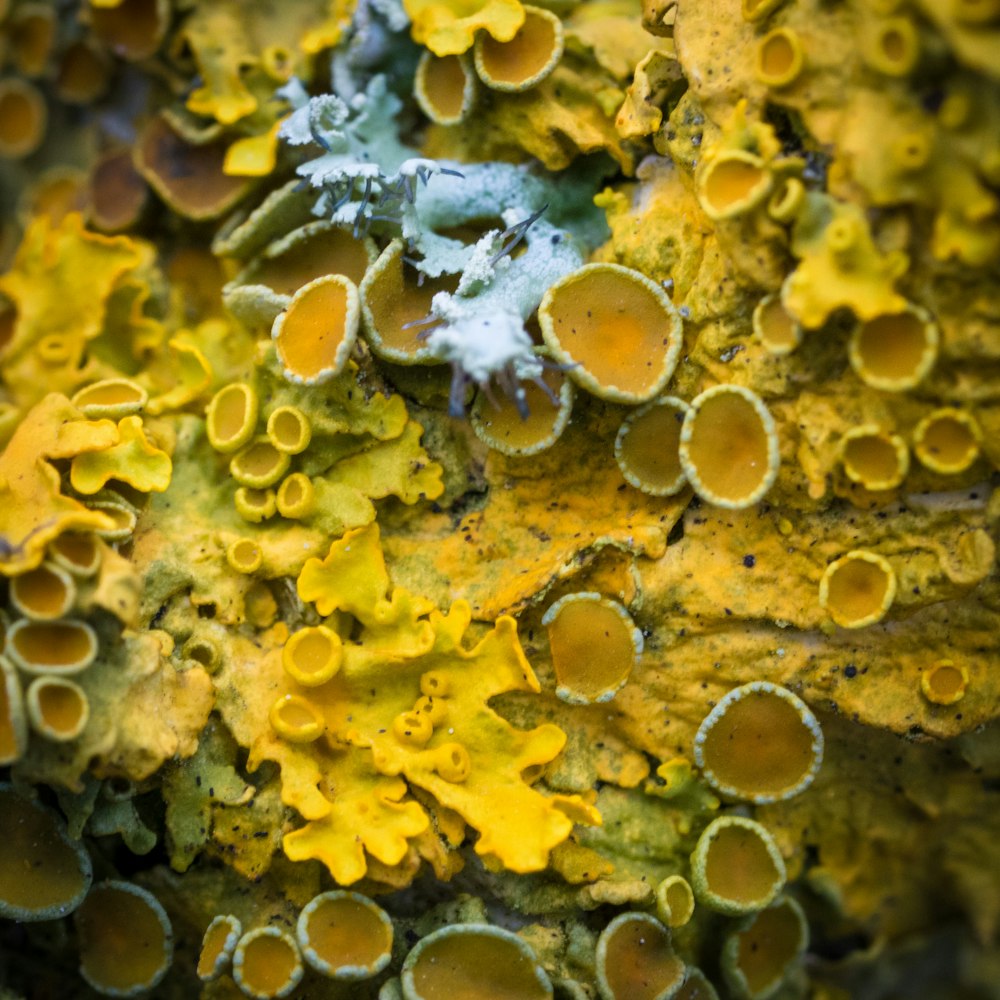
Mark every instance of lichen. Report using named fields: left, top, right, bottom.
left=2, top=0, right=1000, bottom=996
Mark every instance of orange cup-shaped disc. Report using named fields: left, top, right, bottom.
left=615, top=396, right=691, bottom=496
left=865, top=16, right=920, bottom=76
left=282, top=626, right=342, bottom=687
left=135, top=115, right=251, bottom=221
left=0, top=658, right=28, bottom=766
left=691, top=816, right=786, bottom=916
left=0, top=784, right=93, bottom=920
left=540, top=263, right=683, bottom=404
left=198, top=914, right=242, bottom=982
left=698, top=150, right=772, bottom=220
left=0, top=78, right=47, bottom=159
left=266, top=406, right=312, bottom=455
left=655, top=875, right=696, bottom=929
left=694, top=681, right=824, bottom=802
left=596, top=912, right=685, bottom=1000
left=755, top=28, right=804, bottom=88
left=89, top=0, right=170, bottom=61
left=227, top=538, right=263, bottom=575
left=230, top=437, right=290, bottom=489
left=474, top=5, right=564, bottom=92
left=401, top=924, right=552, bottom=1000
left=273, top=274, right=360, bottom=384
left=276, top=473, right=316, bottom=519
left=87, top=149, right=148, bottom=233
left=297, top=890, right=393, bottom=980
left=471, top=365, right=574, bottom=457
left=415, top=51, right=477, bottom=124
left=819, top=550, right=896, bottom=628
left=680, top=385, right=779, bottom=509
left=206, top=382, right=259, bottom=454
left=752, top=294, right=801, bottom=355
left=840, top=425, right=909, bottom=490
left=252, top=220, right=372, bottom=297
left=721, top=896, right=809, bottom=1000
left=76, top=882, right=173, bottom=995
left=233, top=927, right=304, bottom=999
left=7, top=618, right=98, bottom=676
left=55, top=38, right=112, bottom=104
left=543, top=593, right=643, bottom=704
left=360, top=239, right=456, bottom=363
left=48, top=532, right=102, bottom=578
left=10, top=561, right=76, bottom=620
left=921, top=659, right=969, bottom=706
left=913, top=408, right=981, bottom=474
left=848, top=303, right=938, bottom=391
left=72, top=377, right=148, bottom=419
left=269, top=694, right=324, bottom=744
left=26, top=676, right=90, bottom=742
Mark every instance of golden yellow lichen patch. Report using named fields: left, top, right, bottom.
left=0, top=215, right=142, bottom=406
left=783, top=194, right=909, bottom=329
left=405, top=0, right=525, bottom=56
left=0, top=395, right=120, bottom=576
left=383, top=401, right=687, bottom=620
left=217, top=523, right=597, bottom=885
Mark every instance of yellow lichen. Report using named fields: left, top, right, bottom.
left=70, top=415, right=172, bottom=495
left=218, top=523, right=598, bottom=885
left=404, top=0, right=526, bottom=56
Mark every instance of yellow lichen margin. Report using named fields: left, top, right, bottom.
left=0, top=395, right=118, bottom=576
left=70, top=416, right=172, bottom=495
left=404, top=0, right=526, bottom=56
